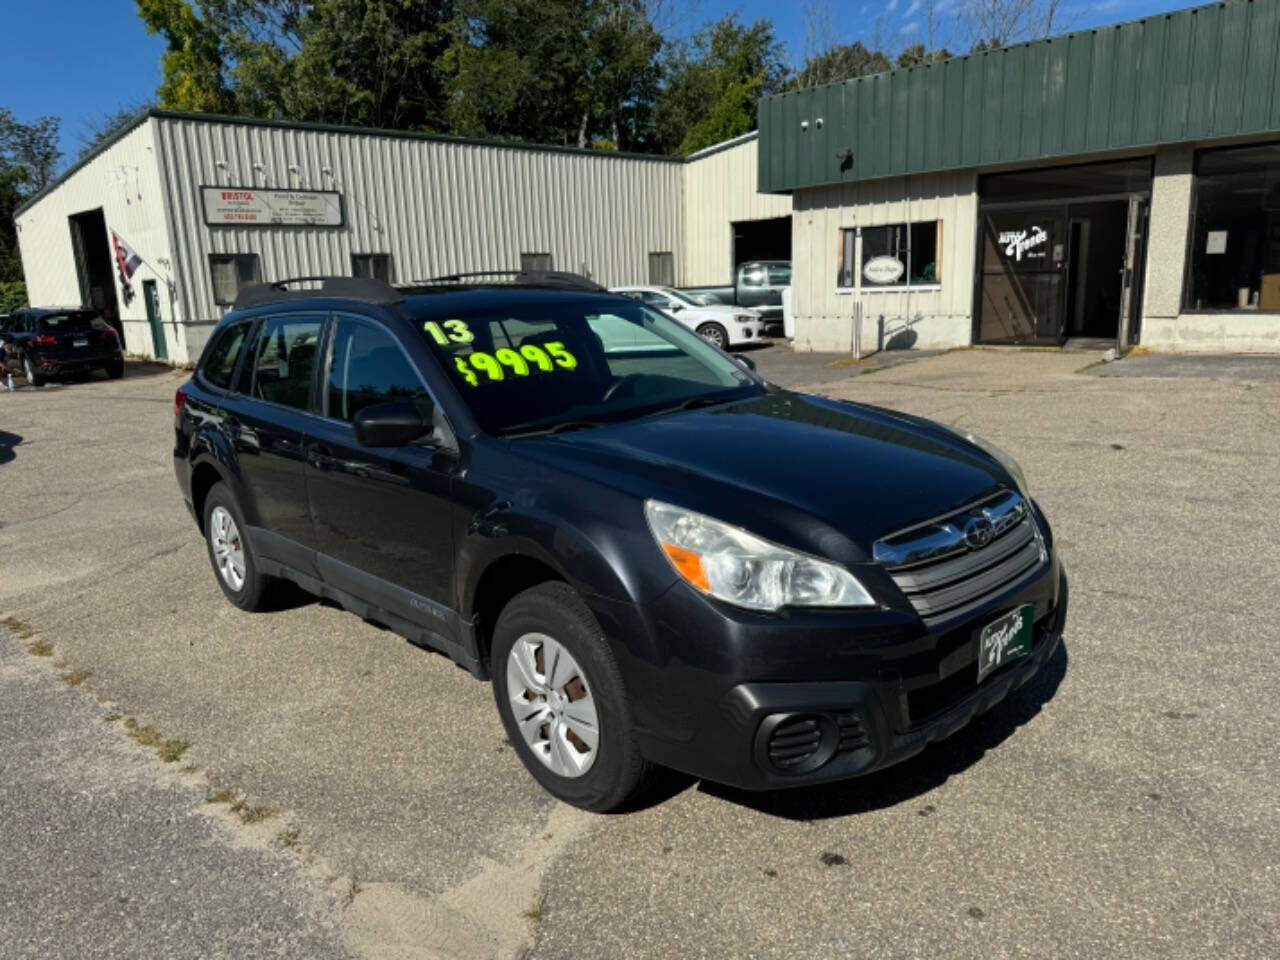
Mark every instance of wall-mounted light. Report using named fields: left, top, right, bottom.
left=801, top=120, right=809, bottom=131
left=815, top=118, right=824, bottom=129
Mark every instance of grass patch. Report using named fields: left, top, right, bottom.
left=0, top=616, right=34, bottom=640
left=27, top=640, right=53, bottom=657
left=523, top=895, right=547, bottom=923
left=278, top=828, right=300, bottom=848
left=207, top=788, right=236, bottom=805
left=238, top=805, right=277, bottom=825
left=123, top=717, right=190, bottom=763
left=61, top=669, right=92, bottom=687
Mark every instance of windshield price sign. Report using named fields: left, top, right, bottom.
left=201, top=187, right=343, bottom=227
left=424, top=320, right=579, bottom=387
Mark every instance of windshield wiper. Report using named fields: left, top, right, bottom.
left=643, top=395, right=740, bottom=419
left=504, top=419, right=606, bottom=438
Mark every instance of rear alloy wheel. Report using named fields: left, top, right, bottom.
left=492, top=582, right=654, bottom=811
left=202, top=482, right=275, bottom=611
left=696, top=322, right=728, bottom=349
left=22, top=355, right=42, bottom=387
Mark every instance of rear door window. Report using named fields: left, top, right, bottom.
left=324, top=316, right=432, bottom=423
left=248, top=315, right=323, bottom=411
left=201, top=321, right=251, bottom=390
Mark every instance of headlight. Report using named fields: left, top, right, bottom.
left=735, top=314, right=753, bottom=324
left=644, top=500, right=875, bottom=612
left=958, top=431, right=1030, bottom=498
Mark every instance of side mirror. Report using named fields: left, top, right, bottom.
left=353, top=400, right=433, bottom=448
left=668, top=302, right=683, bottom=312
left=734, top=353, right=757, bottom=372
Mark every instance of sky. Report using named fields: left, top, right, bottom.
left=2, top=0, right=1202, bottom=171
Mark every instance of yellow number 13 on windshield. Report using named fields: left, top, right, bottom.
left=424, top=319, right=475, bottom=345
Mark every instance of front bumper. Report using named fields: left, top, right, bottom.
left=729, top=321, right=766, bottom=344
left=605, top=549, right=1066, bottom=791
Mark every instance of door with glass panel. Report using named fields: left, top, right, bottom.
left=978, top=208, right=1069, bottom=344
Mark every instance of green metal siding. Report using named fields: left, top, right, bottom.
left=758, top=0, right=1280, bottom=192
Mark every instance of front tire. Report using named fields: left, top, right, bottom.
left=696, top=322, right=729, bottom=349
left=492, top=582, right=653, bottom=811
left=202, top=483, right=274, bottom=612
left=22, top=355, right=43, bottom=387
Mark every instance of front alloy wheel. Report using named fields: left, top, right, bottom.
left=491, top=582, right=654, bottom=811
left=209, top=505, right=246, bottom=592
left=696, top=322, right=728, bottom=349
left=506, top=632, right=600, bottom=778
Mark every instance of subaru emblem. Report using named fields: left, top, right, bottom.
left=963, top=516, right=995, bottom=549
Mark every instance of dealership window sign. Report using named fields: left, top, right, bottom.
left=863, top=255, right=905, bottom=285
left=999, top=226, right=1047, bottom=261
left=200, top=187, right=344, bottom=227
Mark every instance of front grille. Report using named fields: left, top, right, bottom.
left=766, top=715, right=824, bottom=770
left=874, top=490, right=1045, bottom=626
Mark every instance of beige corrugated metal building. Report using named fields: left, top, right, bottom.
left=15, top=111, right=785, bottom=364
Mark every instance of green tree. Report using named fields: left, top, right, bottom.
left=654, top=15, right=788, bottom=155
left=78, top=103, right=154, bottom=160
left=136, top=1, right=455, bottom=130
left=442, top=0, right=661, bottom=150
left=0, top=109, right=62, bottom=290
left=895, top=44, right=953, bottom=68
left=791, top=41, right=891, bottom=88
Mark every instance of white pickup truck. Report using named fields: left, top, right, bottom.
left=610, top=285, right=766, bottom=349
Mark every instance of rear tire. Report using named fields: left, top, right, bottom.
left=492, top=582, right=654, bottom=811
left=22, top=355, right=42, bottom=387
left=202, top=483, right=275, bottom=612
left=696, top=322, right=729, bottom=350
left=105, top=359, right=124, bottom=379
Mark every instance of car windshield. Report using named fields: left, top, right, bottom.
left=37, top=312, right=96, bottom=332
left=414, top=296, right=762, bottom=435
left=661, top=288, right=700, bottom=306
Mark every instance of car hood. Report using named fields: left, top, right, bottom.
left=517, top=391, right=1014, bottom=561
left=694, top=304, right=760, bottom=318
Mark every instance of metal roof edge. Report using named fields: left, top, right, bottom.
left=14, top=108, right=153, bottom=218
left=760, top=0, right=1236, bottom=104
left=146, top=109, right=686, bottom=165
left=684, top=131, right=759, bottom=162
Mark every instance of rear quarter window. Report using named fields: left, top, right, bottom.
left=201, top=321, right=251, bottom=391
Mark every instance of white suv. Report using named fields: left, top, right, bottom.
left=611, top=286, right=766, bottom=349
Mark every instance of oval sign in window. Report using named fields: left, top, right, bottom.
left=863, top=255, right=905, bottom=285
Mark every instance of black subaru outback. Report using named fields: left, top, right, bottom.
left=174, top=273, right=1066, bottom=811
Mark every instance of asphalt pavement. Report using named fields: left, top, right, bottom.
left=1, top=348, right=1278, bottom=959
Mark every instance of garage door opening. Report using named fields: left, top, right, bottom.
left=732, top=216, right=791, bottom=270
left=67, top=208, right=122, bottom=341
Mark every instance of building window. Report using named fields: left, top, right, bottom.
left=521, top=252, right=553, bottom=273
left=1185, top=141, right=1280, bottom=312
left=838, top=222, right=941, bottom=288
left=648, top=252, right=675, bottom=286
left=351, top=253, right=392, bottom=283
left=209, top=253, right=262, bottom=306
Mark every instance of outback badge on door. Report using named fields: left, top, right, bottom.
left=977, top=604, right=1034, bottom=682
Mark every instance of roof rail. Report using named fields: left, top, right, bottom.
left=231, top=276, right=403, bottom=310
left=407, top=269, right=606, bottom=292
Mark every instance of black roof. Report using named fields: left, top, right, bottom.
left=10, top=306, right=96, bottom=316
left=231, top=270, right=608, bottom=311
